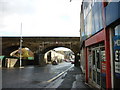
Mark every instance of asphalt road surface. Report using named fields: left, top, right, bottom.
left=2, top=61, right=73, bottom=88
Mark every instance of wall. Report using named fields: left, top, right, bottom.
left=80, top=47, right=85, bottom=73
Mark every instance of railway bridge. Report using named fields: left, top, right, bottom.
left=1, top=37, right=80, bottom=66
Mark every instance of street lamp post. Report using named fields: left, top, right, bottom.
left=19, top=22, right=23, bottom=68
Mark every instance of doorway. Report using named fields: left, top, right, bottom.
left=88, top=45, right=106, bottom=89
left=91, top=47, right=101, bottom=86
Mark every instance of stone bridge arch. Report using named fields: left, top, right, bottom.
left=2, top=37, right=80, bottom=66
left=37, top=45, right=80, bottom=66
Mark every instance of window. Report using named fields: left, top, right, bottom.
left=113, top=24, right=120, bottom=88
left=115, top=25, right=120, bottom=36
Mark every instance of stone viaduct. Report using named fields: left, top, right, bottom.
left=1, top=37, right=80, bottom=66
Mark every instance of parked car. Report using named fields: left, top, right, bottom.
left=64, top=59, right=69, bottom=62
left=70, top=59, right=75, bottom=64
left=52, top=60, right=58, bottom=65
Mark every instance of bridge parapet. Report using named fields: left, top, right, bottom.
left=2, top=37, right=80, bottom=55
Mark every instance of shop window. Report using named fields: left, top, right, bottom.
left=96, top=50, right=100, bottom=69
left=92, top=50, right=95, bottom=65
left=115, top=25, right=120, bottom=36
left=113, top=24, right=120, bottom=88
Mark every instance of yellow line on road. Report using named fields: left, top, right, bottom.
left=47, top=65, right=73, bottom=83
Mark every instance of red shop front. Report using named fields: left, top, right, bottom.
left=85, top=29, right=111, bottom=89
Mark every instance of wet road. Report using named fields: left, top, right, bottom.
left=2, top=61, right=73, bottom=88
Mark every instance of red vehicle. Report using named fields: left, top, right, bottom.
left=70, top=59, right=75, bottom=64
left=64, top=59, right=69, bottom=62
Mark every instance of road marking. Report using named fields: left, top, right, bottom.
left=19, top=67, right=24, bottom=68
left=47, top=65, right=74, bottom=83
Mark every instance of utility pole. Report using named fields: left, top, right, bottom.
left=19, top=22, right=23, bottom=68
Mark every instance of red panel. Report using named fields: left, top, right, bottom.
left=104, top=29, right=112, bottom=89
left=102, top=0, right=112, bottom=89
left=85, top=30, right=105, bottom=47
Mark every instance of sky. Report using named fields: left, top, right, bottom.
left=54, top=47, right=71, bottom=51
left=0, top=0, right=82, bottom=37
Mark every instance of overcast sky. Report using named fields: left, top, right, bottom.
left=54, top=47, right=71, bottom=51
left=0, top=0, right=82, bottom=37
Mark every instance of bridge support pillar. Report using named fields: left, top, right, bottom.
left=38, top=53, right=46, bottom=66
left=74, top=53, right=80, bottom=67
left=34, top=53, right=39, bottom=65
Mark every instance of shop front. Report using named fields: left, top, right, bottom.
left=84, top=24, right=120, bottom=89
left=85, top=30, right=110, bottom=89
left=80, top=0, right=119, bottom=89
left=88, top=43, right=106, bottom=89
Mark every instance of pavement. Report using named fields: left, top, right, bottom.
left=57, top=66, right=93, bottom=89
left=46, top=66, right=93, bottom=90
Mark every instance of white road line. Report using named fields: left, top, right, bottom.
left=47, top=65, right=74, bottom=83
